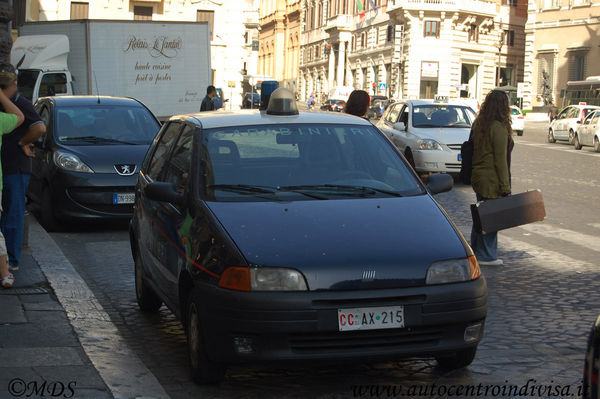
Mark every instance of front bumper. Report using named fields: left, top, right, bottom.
left=194, top=277, right=487, bottom=364
left=49, top=170, right=138, bottom=221
left=413, top=149, right=462, bottom=174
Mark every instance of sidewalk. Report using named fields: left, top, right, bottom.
left=0, top=246, right=112, bottom=398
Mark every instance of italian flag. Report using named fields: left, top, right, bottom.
left=357, top=0, right=366, bottom=18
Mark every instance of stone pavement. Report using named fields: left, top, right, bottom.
left=0, top=247, right=112, bottom=398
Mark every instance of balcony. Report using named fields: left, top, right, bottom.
left=387, top=0, right=496, bottom=16
left=325, top=14, right=353, bottom=31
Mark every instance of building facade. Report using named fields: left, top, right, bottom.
left=19, top=0, right=259, bottom=109
left=258, top=0, right=301, bottom=92
left=298, top=0, right=527, bottom=104
left=523, top=0, right=600, bottom=109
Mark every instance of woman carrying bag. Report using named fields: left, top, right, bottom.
left=470, top=90, right=514, bottom=266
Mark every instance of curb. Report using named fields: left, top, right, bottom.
left=27, top=216, right=170, bottom=399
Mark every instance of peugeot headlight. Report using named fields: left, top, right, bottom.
left=426, top=256, right=481, bottom=285
left=417, top=139, right=443, bottom=150
left=53, top=150, right=94, bottom=173
left=250, top=267, right=308, bottom=291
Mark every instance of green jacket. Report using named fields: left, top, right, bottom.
left=0, top=112, right=18, bottom=191
left=471, top=120, right=512, bottom=199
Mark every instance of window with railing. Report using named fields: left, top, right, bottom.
left=387, top=25, right=394, bottom=42
left=504, top=29, right=515, bottom=46
left=424, top=21, right=439, bottom=38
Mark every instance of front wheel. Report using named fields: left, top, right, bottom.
left=436, top=346, right=477, bottom=369
left=134, top=251, right=162, bottom=312
left=568, top=129, right=576, bottom=145
left=40, top=186, right=61, bottom=232
left=187, top=288, right=226, bottom=384
left=547, top=129, right=556, bottom=143
left=594, top=137, right=600, bottom=153
left=574, top=134, right=583, bottom=150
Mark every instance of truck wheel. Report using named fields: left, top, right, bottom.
left=40, top=186, right=61, bottom=232
left=547, top=129, right=556, bottom=143
left=187, top=288, right=226, bottom=384
left=574, top=134, right=583, bottom=150
left=436, top=346, right=477, bottom=369
left=134, top=251, right=162, bottom=312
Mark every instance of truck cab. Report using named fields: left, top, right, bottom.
left=10, top=35, right=73, bottom=102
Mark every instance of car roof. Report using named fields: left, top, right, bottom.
left=168, top=110, right=372, bottom=129
left=567, top=104, right=600, bottom=110
left=43, top=95, right=146, bottom=107
left=403, top=99, right=470, bottom=107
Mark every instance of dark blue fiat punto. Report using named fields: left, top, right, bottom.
left=130, top=89, right=487, bottom=383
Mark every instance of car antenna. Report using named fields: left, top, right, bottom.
left=93, top=71, right=100, bottom=104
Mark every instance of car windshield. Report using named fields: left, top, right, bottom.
left=17, top=70, right=40, bottom=101
left=203, top=123, right=424, bottom=202
left=412, top=104, right=475, bottom=128
left=55, top=104, right=160, bottom=146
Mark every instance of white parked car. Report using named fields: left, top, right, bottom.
left=376, top=100, right=476, bottom=175
left=574, top=109, right=600, bottom=152
left=510, top=106, right=524, bottom=136
left=548, top=104, right=600, bottom=144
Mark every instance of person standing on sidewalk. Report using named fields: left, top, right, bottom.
left=0, top=64, right=46, bottom=273
left=200, top=85, right=217, bottom=111
left=0, top=87, right=24, bottom=287
left=470, top=90, right=514, bottom=266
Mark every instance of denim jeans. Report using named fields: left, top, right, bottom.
left=470, top=194, right=498, bottom=262
left=1, top=173, right=31, bottom=267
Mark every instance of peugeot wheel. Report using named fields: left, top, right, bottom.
left=134, top=251, right=162, bottom=312
left=40, top=186, right=61, bottom=232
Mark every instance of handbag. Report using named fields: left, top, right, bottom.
left=471, top=190, right=546, bottom=234
left=459, top=130, right=473, bottom=185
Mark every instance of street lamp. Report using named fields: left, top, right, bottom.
left=496, top=21, right=504, bottom=88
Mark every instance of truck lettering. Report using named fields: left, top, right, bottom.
left=124, top=36, right=149, bottom=52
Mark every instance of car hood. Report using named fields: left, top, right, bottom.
left=56, top=144, right=150, bottom=174
left=206, top=196, right=467, bottom=291
left=410, top=127, right=470, bottom=145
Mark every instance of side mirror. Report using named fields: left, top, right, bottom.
left=393, top=122, right=406, bottom=131
left=426, top=173, right=453, bottom=195
left=576, top=120, right=582, bottom=124
left=144, top=181, right=184, bottom=205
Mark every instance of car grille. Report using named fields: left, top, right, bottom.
left=446, top=144, right=462, bottom=151
left=444, top=163, right=462, bottom=170
left=289, top=326, right=444, bottom=354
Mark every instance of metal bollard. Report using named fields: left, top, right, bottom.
left=23, top=210, right=29, bottom=248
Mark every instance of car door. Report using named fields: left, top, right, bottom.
left=136, top=121, right=184, bottom=302
left=381, top=103, right=403, bottom=147
left=554, top=107, right=571, bottom=138
left=30, top=101, right=52, bottom=202
left=152, top=124, right=195, bottom=304
left=586, top=112, right=600, bottom=146
left=579, top=112, right=593, bottom=146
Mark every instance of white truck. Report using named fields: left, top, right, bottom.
left=11, top=20, right=211, bottom=119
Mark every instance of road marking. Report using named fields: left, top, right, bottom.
left=589, top=223, right=600, bottom=230
left=517, top=223, right=600, bottom=253
left=28, top=216, right=170, bottom=399
left=516, top=140, right=600, bottom=157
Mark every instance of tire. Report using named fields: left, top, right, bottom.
left=568, top=129, right=576, bottom=145
left=594, top=137, right=600, bottom=153
left=547, top=129, right=556, bottom=143
left=574, top=134, right=583, bottom=150
left=583, top=319, right=600, bottom=399
left=516, top=130, right=523, bottom=136
left=404, top=148, right=416, bottom=170
left=40, top=186, right=61, bottom=232
left=134, top=251, right=162, bottom=312
left=436, top=346, right=478, bottom=369
left=187, top=288, right=226, bottom=384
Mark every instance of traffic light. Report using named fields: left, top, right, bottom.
left=324, top=44, right=331, bottom=55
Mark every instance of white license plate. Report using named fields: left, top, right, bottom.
left=113, top=193, right=135, bottom=204
left=338, top=306, right=404, bottom=331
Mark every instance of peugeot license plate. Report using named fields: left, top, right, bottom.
left=113, top=193, right=135, bottom=204
left=338, top=306, right=404, bottom=331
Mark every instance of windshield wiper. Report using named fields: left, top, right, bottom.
left=208, top=184, right=277, bottom=194
left=280, top=184, right=404, bottom=197
left=62, top=136, right=137, bottom=145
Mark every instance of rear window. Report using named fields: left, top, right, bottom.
left=55, top=104, right=160, bottom=145
left=202, top=123, right=424, bottom=201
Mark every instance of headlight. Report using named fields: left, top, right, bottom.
left=250, top=267, right=308, bottom=291
left=418, top=139, right=443, bottom=150
left=426, top=256, right=481, bottom=285
left=53, top=151, right=94, bottom=173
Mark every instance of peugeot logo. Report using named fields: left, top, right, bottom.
left=362, top=270, right=376, bottom=282
left=114, top=164, right=136, bottom=176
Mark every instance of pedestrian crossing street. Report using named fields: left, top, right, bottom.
left=516, top=139, right=600, bottom=157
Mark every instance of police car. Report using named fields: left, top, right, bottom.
left=376, top=99, right=476, bottom=175
left=130, top=88, right=488, bottom=383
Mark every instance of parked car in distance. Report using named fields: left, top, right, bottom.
left=368, top=100, right=389, bottom=119
left=548, top=104, right=600, bottom=144
left=320, top=99, right=345, bottom=112
left=511, top=105, right=524, bottom=136
left=574, top=109, right=600, bottom=152
left=130, top=89, right=487, bottom=384
left=242, top=93, right=261, bottom=109
left=376, top=99, right=476, bottom=175
left=28, top=96, right=161, bottom=231
left=370, top=95, right=388, bottom=104
left=583, top=315, right=599, bottom=399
